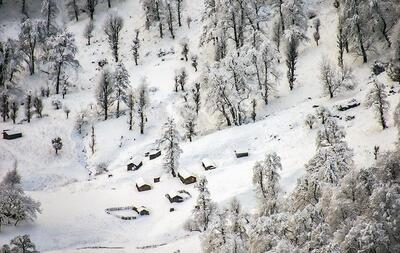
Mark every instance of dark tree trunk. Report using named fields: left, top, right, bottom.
left=56, top=62, right=62, bottom=94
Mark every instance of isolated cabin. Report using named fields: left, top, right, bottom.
left=149, top=149, right=161, bottom=160
left=127, top=157, right=143, bottom=171
left=235, top=149, right=249, bottom=158
left=153, top=177, right=161, bottom=183
left=201, top=158, right=217, bottom=170
left=178, top=170, right=197, bottom=185
left=136, top=177, right=152, bottom=192
left=165, top=190, right=191, bottom=203
left=135, top=206, right=150, bottom=216
left=3, top=130, right=22, bottom=140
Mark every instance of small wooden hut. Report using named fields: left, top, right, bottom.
left=136, top=177, right=152, bottom=192
left=3, top=130, right=22, bottom=140
left=235, top=149, right=249, bottom=158
left=201, top=158, right=217, bottom=170
left=178, top=169, right=197, bottom=185
left=127, top=157, right=143, bottom=171
left=149, top=149, right=161, bottom=160
left=165, top=190, right=191, bottom=203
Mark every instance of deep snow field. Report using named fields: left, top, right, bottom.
left=0, top=0, right=399, bottom=252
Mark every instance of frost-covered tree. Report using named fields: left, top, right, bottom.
left=86, top=0, right=98, bottom=20
left=340, top=0, right=371, bottom=63
left=113, top=62, right=130, bottom=118
left=104, top=14, right=123, bottom=62
left=47, top=31, right=79, bottom=94
left=180, top=102, right=197, bottom=142
left=191, top=54, right=198, bottom=72
left=126, top=88, right=135, bottom=130
left=25, top=93, right=32, bottom=123
left=320, top=59, right=355, bottom=98
left=141, top=0, right=165, bottom=38
left=0, top=93, right=9, bottom=122
left=281, top=0, right=308, bottom=40
left=159, top=118, right=182, bottom=177
left=286, top=36, right=298, bottom=90
left=316, top=106, right=331, bottom=125
left=191, top=82, right=201, bottom=114
left=33, top=96, right=43, bottom=118
left=0, top=169, right=41, bottom=228
left=96, top=70, right=115, bottom=120
left=253, top=41, right=280, bottom=104
left=305, top=113, right=316, bottom=129
left=131, top=29, right=140, bottom=65
left=4, top=234, right=39, bottom=253
left=366, top=77, right=389, bottom=130
left=313, top=18, right=320, bottom=46
left=10, top=100, right=19, bottom=124
left=337, top=18, right=346, bottom=69
left=181, top=39, right=189, bottom=61
left=66, top=0, right=80, bottom=22
left=51, top=137, right=63, bottom=155
left=0, top=39, right=23, bottom=87
left=308, top=118, right=353, bottom=188
left=136, top=80, right=149, bottom=134
left=74, top=109, right=90, bottom=135
left=84, top=20, right=94, bottom=45
left=41, top=0, right=59, bottom=36
left=19, top=19, right=41, bottom=75
left=186, top=177, right=216, bottom=232
left=202, top=209, right=229, bottom=253
left=253, top=152, right=282, bottom=216
left=175, top=0, right=184, bottom=27
left=89, top=125, right=95, bottom=155
left=225, top=198, right=249, bottom=253
left=178, top=68, right=187, bottom=91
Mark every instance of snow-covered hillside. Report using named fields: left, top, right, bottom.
left=1, top=0, right=399, bottom=252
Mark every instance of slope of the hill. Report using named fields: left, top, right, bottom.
left=0, top=0, right=399, bottom=252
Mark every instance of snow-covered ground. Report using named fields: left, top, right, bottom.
left=1, top=0, right=399, bottom=251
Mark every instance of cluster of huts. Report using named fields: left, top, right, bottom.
left=127, top=147, right=250, bottom=191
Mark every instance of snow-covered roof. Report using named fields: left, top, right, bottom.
left=235, top=149, right=248, bottom=154
left=130, top=157, right=142, bottom=166
left=137, top=206, right=148, bottom=212
left=149, top=149, right=160, bottom=155
left=136, top=177, right=149, bottom=187
left=3, top=129, right=21, bottom=135
left=202, top=158, right=216, bottom=168
left=178, top=169, right=194, bottom=179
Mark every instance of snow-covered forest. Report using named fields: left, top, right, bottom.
left=1, top=0, right=400, bottom=252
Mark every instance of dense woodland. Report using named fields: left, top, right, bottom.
left=1, top=0, right=400, bottom=252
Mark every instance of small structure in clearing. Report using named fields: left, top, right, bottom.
left=165, top=190, right=191, bottom=203
left=105, top=205, right=150, bottom=220
left=149, top=149, right=162, bottom=160
left=178, top=169, right=197, bottom=185
left=153, top=176, right=161, bottom=183
left=136, top=177, right=152, bottom=192
left=3, top=130, right=22, bottom=140
left=133, top=206, right=150, bottom=216
left=235, top=149, right=249, bottom=158
left=127, top=157, right=143, bottom=171
left=201, top=158, right=217, bottom=170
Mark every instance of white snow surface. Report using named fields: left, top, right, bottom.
left=0, top=0, right=399, bottom=252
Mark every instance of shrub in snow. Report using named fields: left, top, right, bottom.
left=51, top=137, right=63, bottom=155
left=305, top=114, right=316, bottom=129
left=52, top=99, right=62, bottom=110
left=1, top=234, right=39, bottom=253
